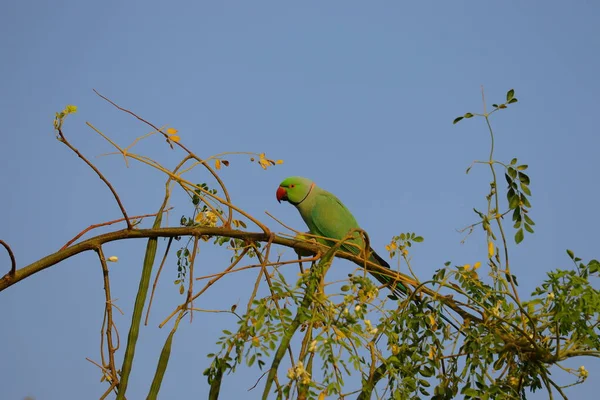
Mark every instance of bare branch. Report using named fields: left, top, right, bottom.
left=0, top=239, right=16, bottom=276
left=56, top=127, right=132, bottom=230
left=61, top=209, right=172, bottom=251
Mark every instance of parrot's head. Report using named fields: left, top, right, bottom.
left=276, top=176, right=314, bottom=205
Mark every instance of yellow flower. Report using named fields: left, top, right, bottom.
left=286, top=368, right=296, bottom=379
left=428, top=314, right=437, bottom=329
left=166, top=128, right=180, bottom=142
left=259, top=158, right=270, bottom=169
left=488, top=241, right=495, bottom=258
left=428, top=346, right=435, bottom=360
left=463, top=264, right=471, bottom=271
left=275, top=159, right=284, bottom=164
left=107, top=256, right=119, bottom=262
left=579, top=365, right=588, bottom=379
left=473, top=261, right=481, bottom=270
left=195, top=210, right=219, bottom=227
left=64, top=105, right=78, bottom=114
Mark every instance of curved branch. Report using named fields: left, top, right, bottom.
left=56, top=127, right=132, bottom=230
left=0, top=239, right=16, bottom=276
left=0, top=226, right=480, bottom=325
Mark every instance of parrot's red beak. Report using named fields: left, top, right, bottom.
left=276, top=186, right=288, bottom=203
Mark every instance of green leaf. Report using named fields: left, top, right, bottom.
left=512, top=207, right=521, bottom=221
left=518, top=172, right=530, bottom=185
left=589, top=259, right=600, bottom=273
left=521, top=183, right=531, bottom=196
left=464, top=112, right=474, bottom=118
left=508, top=193, right=520, bottom=209
left=453, top=116, right=464, bottom=124
left=507, top=167, right=517, bottom=179
left=507, top=89, right=515, bottom=102
left=520, top=193, right=531, bottom=208
left=524, top=214, right=535, bottom=226
left=515, top=229, right=524, bottom=244
left=517, top=164, right=528, bottom=170
left=510, top=158, right=518, bottom=165
left=413, top=236, right=424, bottom=243
left=567, top=249, right=575, bottom=259
left=463, top=388, right=479, bottom=397
left=525, top=223, right=534, bottom=233
left=508, top=98, right=518, bottom=104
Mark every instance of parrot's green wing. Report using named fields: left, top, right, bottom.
left=308, top=192, right=408, bottom=295
left=309, top=192, right=361, bottom=250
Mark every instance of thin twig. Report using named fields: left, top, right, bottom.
left=92, top=90, right=238, bottom=230
left=57, top=127, right=132, bottom=230
left=61, top=209, right=172, bottom=251
left=96, top=246, right=119, bottom=388
left=186, top=237, right=200, bottom=322
left=0, top=240, right=16, bottom=276
left=145, top=237, right=173, bottom=325
left=159, top=247, right=250, bottom=328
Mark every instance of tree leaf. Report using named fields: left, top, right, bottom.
left=518, top=172, right=530, bottom=185
left=524, top=214, right=535, bottom=226
left=515, top=229, right=524, bottom=244
left=453, top=116, right=464, bottom=124
left=464, top=113, right=474, bottom=118
left=525, top=223, right=534, bottom=233
left=508, top=193, right=520, bottom=209
left=507, top=89, right=515, bottom=102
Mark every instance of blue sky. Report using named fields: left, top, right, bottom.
left=1, top=1, right=599, bottom=399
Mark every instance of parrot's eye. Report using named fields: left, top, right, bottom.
left=290, top=184, right=295, bottom=188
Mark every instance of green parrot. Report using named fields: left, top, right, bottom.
left=276, top=176, right=458, bottom=329
left=276, top=176, right=403, bottom=294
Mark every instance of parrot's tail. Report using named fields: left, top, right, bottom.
left=369, top=248, right=462, bottom=333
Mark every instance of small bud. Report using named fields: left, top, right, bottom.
left=107, top=256, right=119, bottom=262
